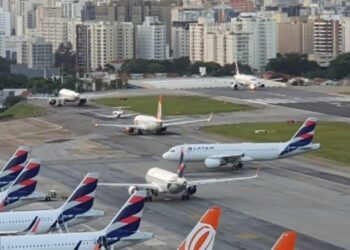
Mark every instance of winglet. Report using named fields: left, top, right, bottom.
left=178, top=206, right=222, bottom=250
left=92, top=120, right=99, bottom=128
left=255, top=167, right=260, bottom=177
left=272, top=231, right=297, bottom=250
left=156, top=95, right=163, bottom=120
left=207, top=112, right=213, bottom=122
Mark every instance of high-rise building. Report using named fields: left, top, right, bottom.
left=136, top=16, right=168, bottom=60
left=189, top=17, right=210, bottom=62
left=171, top=21, right=195, bottom=58
left=231, top=0, right=256, bottom=12
left=0, top=7, right=11, bottom=36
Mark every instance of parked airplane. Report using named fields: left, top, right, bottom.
left=272, top=231, right=297, bottom=250
left=0, top=190, right=153, bottom=250
left=99, top=150, right=258, bottom=200
left=0, top=172, right=104, bottom=235
left=0, top=159, right=47, bottom=211
left=231, top=60, right=266, bottom=90
left=178, top=206, right=221, bottom=250
left=163, top=117, right=320, bottom=170
left=93, top=106, right=138, bottom=119
left=94, top=96, right=212, bottom=134
left=0, top=146, right=30, bottom=189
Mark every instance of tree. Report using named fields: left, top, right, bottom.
left=327, top=53, right=350, bottom=80
left=55, top=42, right=76, bottom=74
left=266, top=53, right=320, bottom=76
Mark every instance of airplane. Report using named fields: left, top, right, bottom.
left=0, top=172, right=104, bottom=235
left=0, top=159, right=47, bottom=211
left=272, top=231, right=297, bottom=250
left=29, top=88, right=118, bottom=107
left=93, top=96, right=212, bottom=134
left=0, top=190, right=153, bottom=250
left=0, top=146, right=30, bottom=189
left=178, top=206, right=221, bottom=250
left=163, top=117, right=320, bottom=170
left=99, top=149, right=258, bottom=201
left=231, top=60, right=266, bottom=90
left=92, top=106, right=138, bottom=119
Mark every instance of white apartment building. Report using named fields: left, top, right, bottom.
left=0, top=7, right=11, bottom=36
left=115, top=22, right=134, bottom=60
left=171, top=21, right=194, bottom=58
left=136, top=16, right=168, bottom=60
left=342, top=17, right=350, bottom=52
left=189, top=14, right=276, bottom=71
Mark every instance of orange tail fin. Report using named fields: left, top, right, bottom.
left=272, top=231, right=297, bottom=250
left=178, top=206, right=221, bottom=250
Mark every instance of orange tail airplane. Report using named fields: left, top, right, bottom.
left=178, top=206, right=222, bottom=250
left=272, top=231, right=297, bottom=250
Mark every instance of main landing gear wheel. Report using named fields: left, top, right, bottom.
left=137, top=129, right=143, bottom=135
left=232, top=162, right=243, bottom=170
left=146, top=196, right=153, bottom=202
left=181, top=194, right=190, bottom=200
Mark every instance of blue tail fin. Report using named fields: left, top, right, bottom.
left=0, top=146, right=30, bottom=188
left=280, top=117, right=317, bottom=156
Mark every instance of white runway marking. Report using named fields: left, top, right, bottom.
left=245, top=96, right=350, bottom=105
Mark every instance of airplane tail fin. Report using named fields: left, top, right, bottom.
left=156, top=95, right=163, bottom=120
left=280, top=117, right=317, bottom=156
left=58, top=172, right=99, bottom=222
left=102, top=190, right=147, bottom=241
left=272, top=231, right=297, bottom=250
left=0, top=146, right=30, bottom=188
left=178, top=206, right=222, bottom=250
left=235, top=60, right=240, bottom=75
left=1, top=159, right=41, bottom=209
left=177, top=148, right=185, bottom=178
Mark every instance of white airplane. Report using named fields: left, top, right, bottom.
left=29, top=88, right=118, bottom=107
left=0, top=146, right=30, bottom=190
left=0, top=172, right=104, bottom=235
left=93, top=106, right=138, bottom=119
left=163, top=117, right=320, bottom=170
left=94, top=96, right=212, bottom=134
left=99, top=150, right=258, bottom=200
left=178, top=206, right=221, bottom=250
left=231, top=61, right=266, bottom=90
left=0, top=159, right=47, bottom=211
left=0, top=190, right=153, bottom=250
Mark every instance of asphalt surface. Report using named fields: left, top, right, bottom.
left=194, top=87, right=350, bottom=118
left=13, top=100, right=348, bottom=250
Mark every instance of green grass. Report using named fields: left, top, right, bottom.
left=94, top=95, right=254, bottom=116
left=0, top=102, right=46, bottom=120
left=203, top=121, right=350, bottom=166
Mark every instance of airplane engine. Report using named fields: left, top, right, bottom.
left=204, top=158, right=222, bottom=168
left=161, top=127, right=167, bottom=132
left=231, top=83, right=239, bottom=90
left=125, top=127, right=134, bottom=133
left=187, top=186, right=197, bottom=195
left=260, top=83, right=265, bottom=88
left=49, top=99, right=56, bottom=106
left=128, top=186, right=136, bottom=195
left=78, top=98, right=87, bottom=105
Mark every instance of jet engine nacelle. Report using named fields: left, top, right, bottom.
left=204, top=158, right=222, bottom=168
left=125, top=127, right=134, bottom=133
left=187, top=186, right=197, bottom=195
left=78, top=98, right=87, bottom=105
left=161, top=127, right=167, bottom=132
left=260, top=83, right=265, bottom=88
left=231, top=83, right=239, bottom=90
left=49, top=99, right=56, bottom=106
left=128, top=186, right=136, bottom=195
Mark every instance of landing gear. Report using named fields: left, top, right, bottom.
left=232, top=162, right=243, bottom=170
left=181, top=194, right=190, bottom=200
left=137, top=129, right=143, bottom=135
left=145, top=189, right=154, bottom=202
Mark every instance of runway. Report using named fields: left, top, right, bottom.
left=20, top=103, right=350, bottom=250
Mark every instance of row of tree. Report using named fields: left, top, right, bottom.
left=266, top=53, right=350, bottom=80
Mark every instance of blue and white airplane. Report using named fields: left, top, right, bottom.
left=0, top=172, right=104, bottom=235
left=0, top=146, right=30, bottom=189
left=0, top=190, right=153, bottom=250
left=163, top=117, right=320, bottom=169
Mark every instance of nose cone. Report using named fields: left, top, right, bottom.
left=162, top=152, right=169, bottom=159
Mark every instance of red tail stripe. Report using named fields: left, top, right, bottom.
left=26, top=163, right=39, bottom=170
left=119, top=215, right=140, bottom=224
left=75, top=195, right=93, bottom=203
left=299, top=133, right=313, bottom=139
left=305, top=121, right=316, bottom=126
left=10, top=165, right=23, bottom=173
left=15, top=150, right=28, bottom=157
left=83, top=177, right=97, bottom=185
left=129, top=196, right=144, bottom=204
left=20, top=179, right=36, bottom=187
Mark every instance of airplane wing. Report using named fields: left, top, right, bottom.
left=163, top=113, right=212, bottom=127
left=93, top=121, right=146, bottom=130
left=0, top=231, right=21, bottom=235
left=208, top=154, right=244, bottom=162
left=120, top=113, right=139, bottom=118
left=98, top=183, right=161, bottom=191
left=80, top=91, right=119, bottom=100
left=186, top=168, right=259, bottom=187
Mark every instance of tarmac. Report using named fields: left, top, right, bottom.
left=0, top=86, right=349, bottom=249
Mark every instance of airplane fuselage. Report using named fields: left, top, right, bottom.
left=133, top=115, right=163, bottom=131
left=145, top=168, right=186, bottom=194
left=233, top=74, right=263, bottom=90
left=0, top=230, right=152, bottom=250
left=0, top=191, right=47, bottom=212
